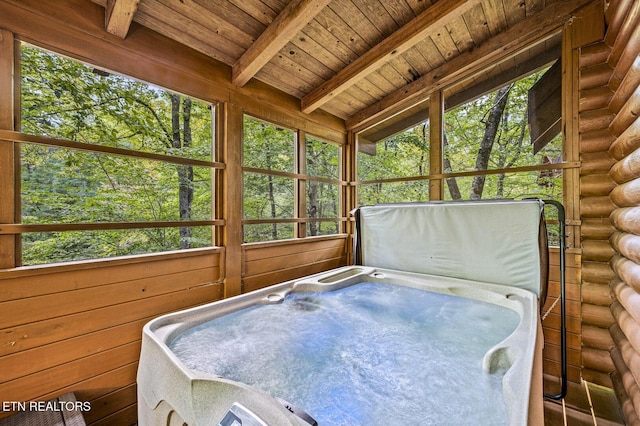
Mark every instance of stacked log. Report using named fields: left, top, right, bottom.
left=579, top=39, right=617, bottom=387
left=606, top=0, right=640, bottom=422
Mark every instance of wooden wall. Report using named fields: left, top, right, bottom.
left=242, top=236, right=349, bottom=293
left=0, top=249, right=223, bottom=424
left=578, top=38, right=618, bottom=387
left=604, top=0, right=640, bottom=423
left=542, top=248, right=583, bottom=389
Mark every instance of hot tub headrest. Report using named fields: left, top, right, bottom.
left=354, top=199, right=546, bottom=297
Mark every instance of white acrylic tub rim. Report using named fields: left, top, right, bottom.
left=137, top=265, right=539, bottom=426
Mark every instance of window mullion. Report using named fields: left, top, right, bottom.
left=296, top=130, right=306, bottom=238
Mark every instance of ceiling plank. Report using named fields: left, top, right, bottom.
left=105, top=0, right=140, bottom=38
left=346, top=0, right=598, bottom=132
left=232, top=0, right=332, bottom=87
left=300, top=0, right=482, bottom=114
left=359, top=39, right=560, bottom=145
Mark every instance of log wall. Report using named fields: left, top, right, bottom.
left=578, top=37, right=617, bottom=388
left=605, top=0, right=640, bottom=423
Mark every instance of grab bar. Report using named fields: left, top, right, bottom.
left=542, top=199, right=567, bottom=400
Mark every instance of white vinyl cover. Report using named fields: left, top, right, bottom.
left=357, top=200, right=544, bottom=296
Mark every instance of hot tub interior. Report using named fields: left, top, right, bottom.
left=169, top=280, right=521, bottom=425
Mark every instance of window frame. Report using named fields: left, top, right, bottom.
left=5, top=41, right=224, bottom=266
left=241, top=114, right=346, bottom=243
left=355, top=67, right=576, bottom=206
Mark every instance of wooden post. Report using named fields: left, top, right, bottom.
left=296, top=130, right=307, bottom=238
left=429, top=91, right=443, bottom=201
left=564, top=24, right=582, bottom=250
left=0, top=29, right=16, bottom=269
left=344, top=131, right=356, bottom=263
left=220, top=102, right=243, bottom=297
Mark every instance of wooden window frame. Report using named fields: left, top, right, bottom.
left=2, top=41, right=224, bottom=267
left=241, top=114, right=347, bottom=244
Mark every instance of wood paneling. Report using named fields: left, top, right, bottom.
left=0, top=249, right=223, bottom=423
left=543, top=249, right=582, bottom=386
left=242, top=235, right=348, bottom=292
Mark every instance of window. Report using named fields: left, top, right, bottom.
left=242, top=116, right=342, bottom=243
left=443, top=67, right=562, bottom=202
left=357, top=122, right=430, bottom=206
left=18, top=44, right=219, bottom=265
left=306, top=136, right=340, bottom=236
left=242, top=116, right=296, bottom=242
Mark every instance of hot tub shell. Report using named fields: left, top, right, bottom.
left=138, top=200, right=551, bottom=425
left=137, top=266, right=543, bottom=425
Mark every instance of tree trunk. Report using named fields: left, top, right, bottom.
left=267, top=174, right=278, bottom=239
left=307, top=143, right=318, bottom=236
left=443, top=133, right=461, bottom=200
left=308, top=180, right=318, bottom=236
left=470, top=85, right=512, bottom=200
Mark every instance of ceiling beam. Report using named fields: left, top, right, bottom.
left=300, top=0, right=482, bottom=114
left=105, top=0, right=140, bottom=38
left=444, top=40, right=561, bottom=110
left=232, top=0, right=332, bottom=87
left=358, top=40, right=561, bottom=146
left=346, top=0, right=598, bottom=132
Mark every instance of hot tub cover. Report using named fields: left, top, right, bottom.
left=354, top=199, right=545, bottom=296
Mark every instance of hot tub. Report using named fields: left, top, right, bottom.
left=138, top=200, right=552, bottom=425
left=138, top=266, right=542, bottom=425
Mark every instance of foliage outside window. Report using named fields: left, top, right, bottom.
left=242, top=117, right=342, bottom=243
left=20, top=44, right=216, bottom=265
left=306, top=136, right=340, bottom=236
left=242, top=117, right=296, bottom=242
left=357, top=123, right=430, bottom=206
left=443, top=68, right=562, bottom=202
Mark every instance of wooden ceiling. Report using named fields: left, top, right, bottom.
left=91, top=0, right=597, bottom=131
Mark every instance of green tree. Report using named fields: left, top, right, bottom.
left=20, top=45, right=213, bottom=264
left=242, top=117, right=295, bottom=242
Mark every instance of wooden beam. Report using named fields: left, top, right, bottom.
left=0, top=29, right=16, bottom=268
left=346, top=0, right=598, bottom=132
left=301, top=0, right=481, bottom=114
left=357, top=41, right=560, bottom=146
left=359, top=108, right=430, bottom=144
left=0, top=220, right=224, bottom=235
left=232, top=0, right=331, bottom=87
left=0, top=130, right=225, bottom=169
left=105, top=0, right=140, bottom=38
left=429, top=92, right=443, bottom=201
left=221, top=102, right=243, bottom=297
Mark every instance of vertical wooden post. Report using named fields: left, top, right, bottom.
left=429, top=91, right=443, bottom=201
left=0, top=29, right=16, bottom=269
left=563, top=25, right=582, bottom=250
left=296, top=130, right=307, bottom=238
left=344, top=130, right=357, bottom=263
left=219, top=102, right=243, bottom=297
